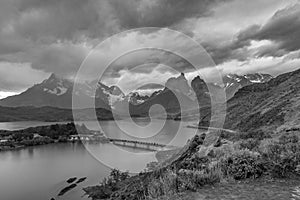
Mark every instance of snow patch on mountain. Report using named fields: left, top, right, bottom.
left=43, top=86, right=68, bottom=96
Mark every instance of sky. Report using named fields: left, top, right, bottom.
left=0, top=0, right=300, bottom=97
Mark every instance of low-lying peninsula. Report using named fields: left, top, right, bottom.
left=0, top=123, right=109, bottom=151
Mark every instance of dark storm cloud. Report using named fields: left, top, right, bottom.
left=12, top=0, right=119, bottom=42
left=109, top=0, right=232, bottom=28
left=102, top=49, right=194, bottom=80
left=0, top=0, right=232, bottom=80
left=203, top=38, right=251, bottom=64
left=237, top=4, right=299, bottom=61
left=203, top=3, right=300, bottom=64
left=1, top=0, right=298, bottom=95
left=30, top=43, right=88, bottom=75
left=246, top=4, right=300, bottom=56
left=0, top=0, right=232, bottom=46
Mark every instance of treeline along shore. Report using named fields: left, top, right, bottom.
left=0, top=123, right=109, bottom=151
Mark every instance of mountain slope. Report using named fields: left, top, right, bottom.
left=0, top=74, right=74, bottom=108
left=223, top=73, right=273, bottom=99
left=225, top=68, right=300, bottom=132
left=128, top=73, right=199, bottom=116
left=0, top=74, right=115, bottom=109
left=199, top=68, right=300, bottom=133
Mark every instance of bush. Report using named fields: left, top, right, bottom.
left=147, top=170, right=178, bottom=198
left=239, top=138, right=261, bottom=151
left=147, top=164, right=222, bottom=199
left=278, top=133, right=299, bottom=144
left=221, top=150, right=264, bottom=180
left=238, top=130, right=271, bottom=141
left=260, top=138, right=300, bottom=178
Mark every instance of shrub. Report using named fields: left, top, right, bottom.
left=147, top=164, right=222, bottom=199
left=147, top=170, right=178, bottom=198
left=212, top=144, right=236, bottom=159
left=260, top=140, right=300, bottom=178
left=239, top=138, right=261, bottom=151
left=99, top=169, right=130, bottom=193
left=147, top=178, right=164, bottom=198
left=238, top=130, right=271, bottom=141
left=177, top=163, right=222, bottom=192
left=278, top=133, right=299, bottom=144
left=220, top=150, right=264, bottom=180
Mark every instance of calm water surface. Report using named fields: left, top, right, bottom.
left=0, top=119, right=200, bottom=200
left=1, top=120, right=299, bottom=200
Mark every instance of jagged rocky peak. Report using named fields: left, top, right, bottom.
left=191, top=76, right=207, bottom=89
left=48, top=73, right=57, bottom=80
left=243, top=73, right=273, bottom=83
left=165, top=73, right=188, bottom=90
left=165, top=72, right=196, bottom=100
left=190, top=76, right=211, bottom=105
left=44, top=73, right=64, bottom=83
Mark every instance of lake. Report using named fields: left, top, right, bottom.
left=0, top=119, right=200, bottom=200
left=2, top=120, right=299, bottom=200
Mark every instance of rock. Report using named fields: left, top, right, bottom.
left=76, top=177, right=87, bottom=184
left=197, top=139, right=235, bottom=159
left=203, top=130, right=221, bottom=147
left=66, top=177, right=77, bottom=183
left=58, top=184, right=77, bottom=196
left=197, top=145, right=215, bottom=158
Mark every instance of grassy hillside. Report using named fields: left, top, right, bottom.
left=224, top=68, right=300, bottom=133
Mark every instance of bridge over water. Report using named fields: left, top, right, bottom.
left=108, top=138, right=171, bottom=151
left=68, top=135, right=174, bottom=151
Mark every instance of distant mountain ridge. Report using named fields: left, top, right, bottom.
left=222, top=73, right=273, bottom=99
left=0, top=72, right=273, bottom=116
left=0, top=74, right=115, bottom=109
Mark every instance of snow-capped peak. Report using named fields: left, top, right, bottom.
left=223, top=73, right=273, bottom=88
left=41, top=73, right=72, bottom=96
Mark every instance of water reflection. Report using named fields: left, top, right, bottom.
left=27, top=148, right=34, bottom=158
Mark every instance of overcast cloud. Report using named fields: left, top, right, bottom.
left=0, top=0, right=299, bottom=97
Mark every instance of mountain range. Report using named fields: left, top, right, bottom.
left=0, top=68, right=298, bottom=128
left=0, top=72, right=272, bottom=116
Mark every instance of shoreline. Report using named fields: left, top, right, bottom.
left=0, top=122, right=109, bottom=152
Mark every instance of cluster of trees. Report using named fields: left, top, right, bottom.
left=0, top=123, right=93, bottom=150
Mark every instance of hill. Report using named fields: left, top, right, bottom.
left=199, top=68, right=300, bottom=133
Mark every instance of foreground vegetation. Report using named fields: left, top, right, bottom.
left=84, top=127, right=300, bottom=200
